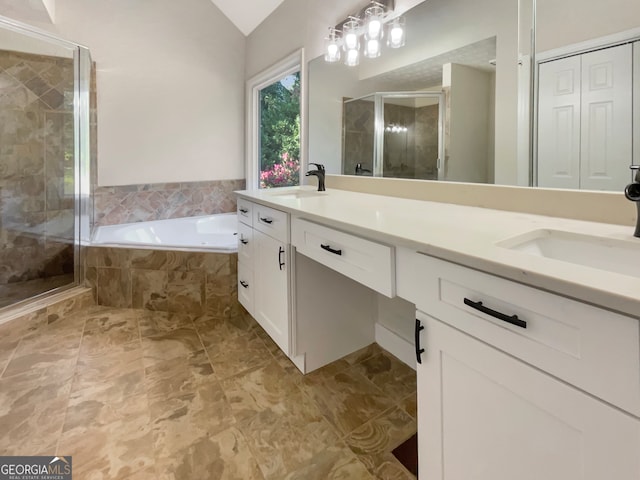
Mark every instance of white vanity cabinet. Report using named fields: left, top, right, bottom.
left=396, top=248, right=640, bottom=480
left=237, top=199, right=291, bottom=354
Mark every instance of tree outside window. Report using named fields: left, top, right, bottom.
left=259, top=72, right=301, bottom=188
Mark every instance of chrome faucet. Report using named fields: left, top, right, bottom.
left=624, top=165, right=640, bottom=237
left=306, top=163, right=326, bottom=191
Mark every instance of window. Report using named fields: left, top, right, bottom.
left=247, top=50, right=304, bottom=189
left=259, top=72, right=300, bottom=188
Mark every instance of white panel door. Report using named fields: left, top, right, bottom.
left=537, top=55, right=581, bottom=189
left=580, top=43, right=632, bottom=191
left=254, top=230, right=289, bottom=354
left=417, top=313, right=640, bottom=480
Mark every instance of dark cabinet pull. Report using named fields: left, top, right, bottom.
left=240, top=238, right=248, bottom=245
left=239, top=208, right=249, bottom=214
left=320, top=244, right=342, bottom=255
left=260, top=217, right=273, bottom=224
left=463, top=298, right=527, bottom=329
left=415, top=319, right=425, bottom=364
left=240, top=281, right=249, bottom=288
left=278, top=246, right=285, bottom=270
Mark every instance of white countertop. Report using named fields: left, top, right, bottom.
left=236, top=186, right=640, bottom=319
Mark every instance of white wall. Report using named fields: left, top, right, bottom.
left=444, top=63, right=492, bottom=183
left=3, top=0, right=247, bottom=186
left=536, top=0, right=640, bottom=53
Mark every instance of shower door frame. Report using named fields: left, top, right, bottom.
left=344, top=91, right=445, bottom=178
left=375, top=91, right=445, bottom=178
left=0, top=15, right=92, bottom=304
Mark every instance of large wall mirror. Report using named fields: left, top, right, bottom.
left=530, top=0, right=640, bottom=192
left=308, top=0, right=519, bottom=185
left=307, top=0, right=640, bottom=191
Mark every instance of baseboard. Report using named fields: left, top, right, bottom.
left=375, top=322, right=416, bottom=370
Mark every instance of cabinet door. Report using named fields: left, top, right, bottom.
left=417, top=313, right=640, bottom=480
left=254, top=230, right=289, bottom=354
left=237, top=261, right=253, bottom=314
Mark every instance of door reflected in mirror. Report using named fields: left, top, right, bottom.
left=531, top=0, right=640, bottom=191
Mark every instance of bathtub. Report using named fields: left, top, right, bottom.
left=91, top=213, right=238, bottom=252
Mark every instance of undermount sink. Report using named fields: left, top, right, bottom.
left=497, top=229, right=640, bottom=279
left=267, top=189, right=327, bottom=199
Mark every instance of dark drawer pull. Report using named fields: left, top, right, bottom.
left=240, top=238, right=249, bottom=245
left=239, top=208, right=249, bottom=214
left=464, top=298, right=527, bottom=329
left=278, top=246, right=285, bottom=270
left=415, top=318, right=425, bottom=364
left=260, top=217, right=273, bottom=224
left=240, top=281, right=249, bottom=288
left=320, top=244, right=342, bottom=256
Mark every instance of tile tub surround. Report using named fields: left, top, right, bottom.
left=85, top=246, right=238, bottom=317
left=0, top=304, right=417, bottom=479
left=93, top=179, right=246, bottom=227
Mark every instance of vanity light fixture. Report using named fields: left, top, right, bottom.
left=323, top=0, right=405, bottom=67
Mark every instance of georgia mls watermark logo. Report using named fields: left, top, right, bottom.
left=0, top=456, right=72, bottom=480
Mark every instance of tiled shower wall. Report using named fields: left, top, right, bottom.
left=0, top=50, right=75, bottom=286
left=342, top=99, right=440, bottom=180
left=93, top=179, right=246, bottom=227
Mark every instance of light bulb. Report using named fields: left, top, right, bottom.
left=325, top=42, right=340, bottom=62
left=367, top=19, right=382, bottom=40
left=387, top=17, right=405, bottom=48
left=390, top=26, right=403, bottom=44
left=364, top=4, right=384, bottom=41
left=345, top=32, right=358, bottom=50
left=324, top=27, right=342, bottom=63
left=364, top=39, right=380, bottom=58
left=342, top=19, right=360, bottom=51
left=345, top=48, right=360, bottom=67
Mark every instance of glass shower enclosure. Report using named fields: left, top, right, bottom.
left=0, top=16, right=91, bottom=309
left=342, top=91, right=444, bottom=179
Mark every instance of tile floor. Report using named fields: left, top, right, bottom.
left=0, top=305, right=417, bottom=479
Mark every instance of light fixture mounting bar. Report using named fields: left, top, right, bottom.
left=333, top=0, right=395, bottom=31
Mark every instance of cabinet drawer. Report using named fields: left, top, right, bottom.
left=253, top=204, right=288, bottom=243
left=237, top=198, right=253, bottom=226
left=237, top=261, right=254, bottom=314
left=237, top=222, right=253, bottom=264
left=397, top=248, right=640, bottom=416
left=291, top=217, right=395, bottom=297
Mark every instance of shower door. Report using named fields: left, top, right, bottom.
left=0, top=16, right=92, bottom=309
left=381, top=92, right=444, bottom=180
left=342, top=91, right=444, bottom=180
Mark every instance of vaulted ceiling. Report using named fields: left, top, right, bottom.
left=0, top=0, right=54, bottom=23
left=0, top=0, right=285, bottom=36
left=209, top=0, right=286, bottom=36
